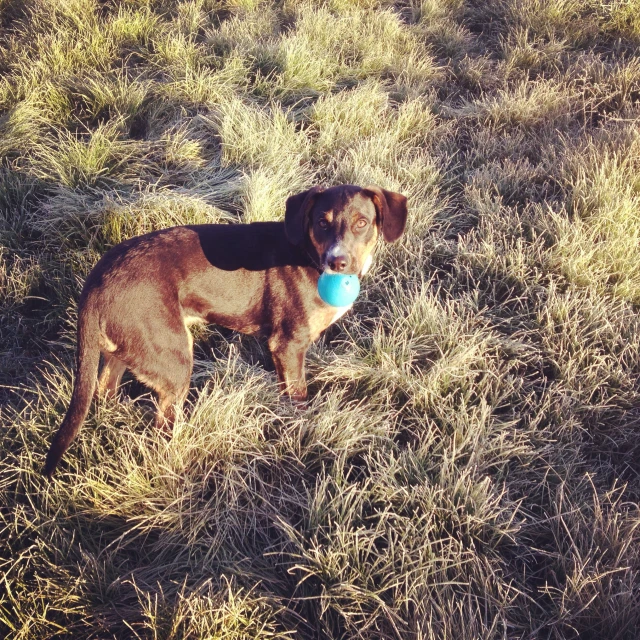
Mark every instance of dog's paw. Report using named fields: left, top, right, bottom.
left=291, top=397, right=309, bottom=410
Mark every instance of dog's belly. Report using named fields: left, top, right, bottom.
left=182, top=305, right=263, bottom=336
left=206, top=312, right=262, bottom=335
left=179, top=266, right=266, bottom=334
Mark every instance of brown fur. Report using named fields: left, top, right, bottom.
left=44, top=184, right=408, bottom=477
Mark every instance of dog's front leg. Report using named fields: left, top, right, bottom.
left=268, top=336, right=309, bottom=404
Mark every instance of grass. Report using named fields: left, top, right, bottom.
left=1, top=0, right=640, bottom=637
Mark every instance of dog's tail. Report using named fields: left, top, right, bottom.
left=44, top=299, right=101, bottom=478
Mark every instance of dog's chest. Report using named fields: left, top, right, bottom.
left=307, top=303, right=352, bottom=340
left=329, top=305, right=352, bottom=325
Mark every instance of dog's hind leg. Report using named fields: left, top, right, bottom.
left=97, top=353, right=126, bottom=399
left=149, top=354, right=191, bottom=433
left=154, top=383, right=189, bottom=434
left=125, top=327, right=193, bottom=435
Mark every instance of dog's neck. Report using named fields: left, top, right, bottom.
left=299, top=239, right=323, bottom=275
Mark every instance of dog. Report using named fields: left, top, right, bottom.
left=43, top=184, right=407, bottom=477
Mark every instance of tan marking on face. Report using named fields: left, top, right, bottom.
left=360, top=254, right=373, bottom=275
left=309, top=227, right=325, bottom=262
left=352, top=222, right=378, bottom=274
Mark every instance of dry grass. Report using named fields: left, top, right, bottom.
left=2, top=0, right=640, bottom=638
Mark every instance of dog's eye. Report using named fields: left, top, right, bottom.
left=355, top=219, right=368, bottom=229
left=318, top=219, right=329, bottom=230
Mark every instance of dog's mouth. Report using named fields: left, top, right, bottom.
left=359, top=254, right=373, bottom=276
left=322, top=255, right=373, bottom=278
left=322, top=265, right=360, bottom=276
left=322, top=264, right=359, bottom=277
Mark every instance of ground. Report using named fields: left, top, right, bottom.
left=1, top=0, right=640, bottom=638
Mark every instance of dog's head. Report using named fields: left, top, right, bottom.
left=285, top=184, right=408, bottom=275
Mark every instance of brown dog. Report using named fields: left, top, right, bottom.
left=44, top=184, right=407, bottom=476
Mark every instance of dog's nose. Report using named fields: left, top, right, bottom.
left=327, top=255, right=348, bottom=272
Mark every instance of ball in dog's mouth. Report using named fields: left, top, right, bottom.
left=317, top=272, right=360, bottom=307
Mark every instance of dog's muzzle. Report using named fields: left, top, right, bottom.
left=324, top=244, right=351, bottom=274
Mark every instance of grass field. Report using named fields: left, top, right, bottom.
left=1, top=0, right=640, bottom=637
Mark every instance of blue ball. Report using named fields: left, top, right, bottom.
left=317, top=272, right=360, bottom=307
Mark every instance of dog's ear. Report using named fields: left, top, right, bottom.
left=362, top=186, right=408, bottom=243
left=285, top=186, right=324, bottom=245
